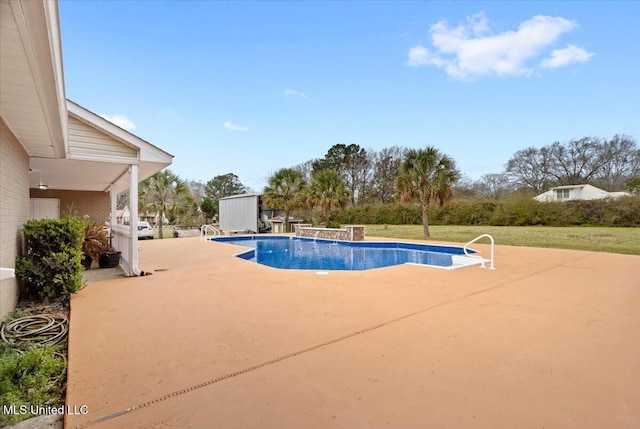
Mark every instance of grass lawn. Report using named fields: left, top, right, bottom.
left=151, top=224, right=638, bottom=255
left=153, top=226, right=176, bottom=239
left=365, top=224, right=640, bottom=255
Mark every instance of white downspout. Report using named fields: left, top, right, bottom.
left=129, top=165, right=141, bottom=276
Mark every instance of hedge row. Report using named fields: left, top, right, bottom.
left=332, top=195, right=640, bottom=227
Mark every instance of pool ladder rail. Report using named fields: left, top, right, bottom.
left=200, top=224, right=221, bottom=241
left=460, top=234, right=495, bottom=270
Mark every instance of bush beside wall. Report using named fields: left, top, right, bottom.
left=14, top=216, right=84, bottom=299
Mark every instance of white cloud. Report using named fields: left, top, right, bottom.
left=284, top=88, right=308, bottom=99
left=223, top=121, right=250, bottom=131
left=407, top=12, right=594, bottom=80
left=99, top=114, right=136, bottom=131
left=540, top=44, right=595, bottom=68
left=407, top=46, right=430, bottom=66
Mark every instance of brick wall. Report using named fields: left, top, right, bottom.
left=30, top=189, right=110, bottom=226
left=0, top=118, right=30, bottom=319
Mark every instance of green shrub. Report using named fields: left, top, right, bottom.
left=15, top=216, right=85, bottom=299
left=0, top=345, right=67, bottom=426
left=333, top=203, right=422, bottom=225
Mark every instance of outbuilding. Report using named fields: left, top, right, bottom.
left=219, top=193, right=279, bottom=234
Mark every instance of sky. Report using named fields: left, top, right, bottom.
left=58, top=1, right=640, bottom=191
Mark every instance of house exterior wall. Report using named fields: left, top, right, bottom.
left=0, top=118, right=30, bottom=319
left=578, top=185, right=611, bottom=200
left=29, top=189, right=110, bottom=226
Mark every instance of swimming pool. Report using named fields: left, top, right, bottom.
left=211, top=236, right=482, bottom=271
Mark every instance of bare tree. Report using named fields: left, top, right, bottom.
left=546, top=137, right=609, bottom=185
left=293, top=160, right=315, bottom=183
left=507, top=135, right=639, bottom=192
left=370, top=146, right=405, bottom=203
left=506, top=146, right=554, bottom=193
left=593, top=134, right=640, bottom=191
left=186, top=180, right=205, bottom=203
left=474, top=173, right=516, bottom=200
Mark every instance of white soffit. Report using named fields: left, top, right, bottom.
left=0, top=0, right=66, bottom=159
left=30, top=157, right=130, bottom=192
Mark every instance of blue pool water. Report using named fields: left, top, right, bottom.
left=212, top=236, right=475, bottom=271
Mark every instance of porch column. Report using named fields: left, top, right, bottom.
left=109, top=185, right=117, bottom=229
left=128, top=165, right=140, bottom=276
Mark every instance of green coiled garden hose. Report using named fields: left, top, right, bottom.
left=1, top=314, right=68, bottom=348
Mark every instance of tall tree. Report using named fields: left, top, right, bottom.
left=307, top=170, right=349, bottom=225
left=263, top=168, right=307, bottom=232
left=370, top=146, right=405, bottom=203
left=204, top=173, right=247, bottom=217
left=313, top=143, right=369, bottom=205
left=139, top=169, right=193, bottom=238
left=395, top=147, right=459, bottom=238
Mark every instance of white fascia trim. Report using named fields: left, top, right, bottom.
left=43, top=0, right=68, bottom=156
left=66, top=153, right=141, bottom=165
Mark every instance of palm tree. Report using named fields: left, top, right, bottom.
left=139, top=169, right=193, bottom=238
left=307, top=170, right=350, bottom=225
left=263, top=168, right=307, bottom=232
left=395, top=147, right=459, bottom=238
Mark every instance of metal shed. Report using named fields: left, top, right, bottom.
left=219, top=193, right=279, bottom=234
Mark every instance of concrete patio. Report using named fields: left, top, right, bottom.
left=66, top=236, right=639, bottom=428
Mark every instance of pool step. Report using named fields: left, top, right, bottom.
left=451, top=255, right=492, bottom=269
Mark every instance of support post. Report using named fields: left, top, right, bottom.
left=128, top=165, right=140, bottom=276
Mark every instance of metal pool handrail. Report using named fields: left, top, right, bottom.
left=463, top=234, right=495, bottom=270
left=200, top=224, right=221, bottom=241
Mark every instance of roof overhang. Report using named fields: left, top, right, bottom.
left=30, top=101, right=173, bottom=192
left=0, top=0, right=67, bottom=159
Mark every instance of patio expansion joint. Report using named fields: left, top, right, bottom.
left=75, top=256, right=589, bottom=428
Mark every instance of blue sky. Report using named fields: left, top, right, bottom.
left=59, top=1, right=640, bottom=191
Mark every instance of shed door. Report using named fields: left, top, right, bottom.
left=29, top=198, right=60, bottom=220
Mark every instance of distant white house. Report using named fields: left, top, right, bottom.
left=116, top=206, right=168, bottom=225
left=534, top=184, right=631, bottom=202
